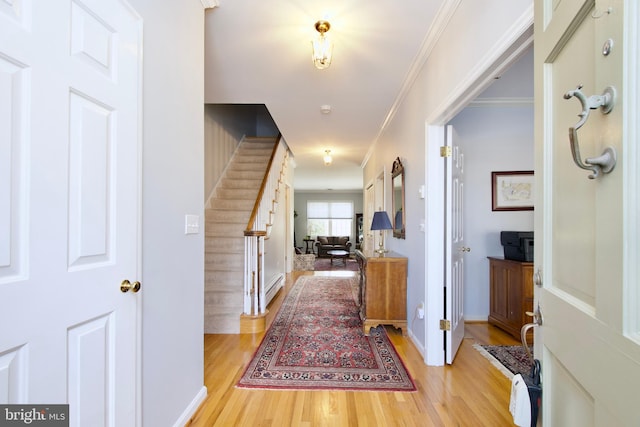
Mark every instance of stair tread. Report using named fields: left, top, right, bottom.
left=205, top=218, right=248, bottom=225
left=206, top=251, right=243, bottom=257
left=208, top=204, right=254, bottom=210
left=205, top=228, right=246, bottom=235
left=205, top=285, right=243, bottom=292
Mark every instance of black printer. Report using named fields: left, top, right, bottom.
left=500, top=231, right=534, bottom=262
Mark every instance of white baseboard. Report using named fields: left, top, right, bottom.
left=265, top=273, right=284, bottom=306
left=464, top=315, right=489, bottom=322
left=407, top=328, right=426, bottom=359
left=173, top=385, right=207, bottom=427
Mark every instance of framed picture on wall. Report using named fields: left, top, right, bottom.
left=491, top=171, right=534, bottom=211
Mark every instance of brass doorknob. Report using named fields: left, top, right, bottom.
left=120, top=279, right=141, bottom=293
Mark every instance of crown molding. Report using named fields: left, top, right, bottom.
left=427, top=3, right=534, bottom=124
left=468, top=97, right=534, bottom=107
left=362, top=0, right=462, bottom=168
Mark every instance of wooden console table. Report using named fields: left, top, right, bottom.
left=355, top=249, right=408, bottom=336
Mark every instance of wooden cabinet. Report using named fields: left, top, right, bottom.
left=355, top=249, right=408, bottom=336
left=487, top=256, right=534, bottom=339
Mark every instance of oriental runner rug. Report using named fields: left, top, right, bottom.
left=313, top=257, right=359, bottom=272
left=236, top=275, right=416, bottom=391
left=474, top=344, right=534, bottom=379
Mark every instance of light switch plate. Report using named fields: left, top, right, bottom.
left=185, top=214, right=200, bottom=234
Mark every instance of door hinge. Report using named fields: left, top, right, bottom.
left=440, top=146, right=452, bottom=157
left=439, top=319, right=451, bottom=331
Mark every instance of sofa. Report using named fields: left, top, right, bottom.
left=315, top=236, right=352, bottom=258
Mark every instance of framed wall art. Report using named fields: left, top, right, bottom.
left=491, top=171, right=534, bottom=211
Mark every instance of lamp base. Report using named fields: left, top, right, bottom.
left=375, top=243, right=389, bottom=255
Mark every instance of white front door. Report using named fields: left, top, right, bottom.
left=444, top=125, right=465, bottom=364
left=535, top=0, right=640, bottom=424
left=0, top=1, right=142, bottom=425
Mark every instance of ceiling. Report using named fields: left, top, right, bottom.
left=204, top=2, right=534, bottom=191
left=204, top=1, right=447, bottom=191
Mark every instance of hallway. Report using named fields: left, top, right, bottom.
left=188, top=271, right=520, bottom=426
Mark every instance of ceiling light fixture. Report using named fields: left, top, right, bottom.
left=324, top=150, right=332, bottom=165
left=312, top=20, right=333, bottom=70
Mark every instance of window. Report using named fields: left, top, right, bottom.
left=307, top=201, right=353, bottom=238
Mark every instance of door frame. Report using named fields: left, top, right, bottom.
left=626, top=1, right=640, bottom=337
left=423, top=23, right=534, bottom=365
left=285, top=183, right=292, bottom=272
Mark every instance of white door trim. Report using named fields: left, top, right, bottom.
left=624, top=0, right=640, bottom=338
left=423, top=16, right=534, bottom=366
left=425, top=124, right=446, bottom=365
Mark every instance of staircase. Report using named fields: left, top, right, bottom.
left=204, top=137, right=277, bottom=334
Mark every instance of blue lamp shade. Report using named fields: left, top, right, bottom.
left=371, top=211, right=392, bottom=231
left=394, top=210, right=403, bottom=229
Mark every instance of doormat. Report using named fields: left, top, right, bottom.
left=473, top=344, right=534, bottom=379
left=236, top=275, right=416, bottom=391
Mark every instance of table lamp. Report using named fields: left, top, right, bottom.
left=370, top=211, right=393, bottom=254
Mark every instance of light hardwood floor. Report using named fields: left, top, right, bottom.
left=187, top=271, right=521, bottom=426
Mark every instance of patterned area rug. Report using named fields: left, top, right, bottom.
left=313, top=257, right=359, bottom=271
left=237, top=275, right=416, bottom=391
left=474, top=344, right=534, bottom=379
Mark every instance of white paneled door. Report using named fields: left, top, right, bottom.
left=0, top=1, right=142, bottom=426
left=444, top=125, right=465, bottom=364
left=535, top=0, right=640, bottom=425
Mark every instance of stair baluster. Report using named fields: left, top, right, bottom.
left=243, top=137, right=288, bottom=319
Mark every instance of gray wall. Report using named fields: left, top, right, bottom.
left=204, top=104, right=278, bottom=201
left=294, top=191, right=364, bottom=251
left=451, top=104, right=534, bottom=321
left=362, top=0, right=532, bottom=363
left=131, top=0, right=205, bottom=425
left=450, top=47, right=534, bottom=321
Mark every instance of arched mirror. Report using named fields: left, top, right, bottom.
left=391, top=157, right=405, bottom=239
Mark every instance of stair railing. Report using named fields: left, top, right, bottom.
left=243, top=135, right=288, bottom=316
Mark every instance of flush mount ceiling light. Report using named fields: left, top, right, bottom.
left=311, top=20, right=333, bottom=70
left=323, top=150, right=332, bottom=165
